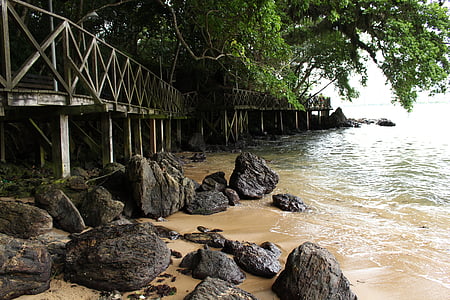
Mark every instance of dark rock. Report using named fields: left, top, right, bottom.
left=99, top=162, right=127, bottom=191
left=190, top=152, right=206, bottom=162
left=36, top=231, right=68, bottom=275
left=35, top=187, right=86, bottom=233
left=65, top=223, right=171, bottom=291
left=260, top=241, right=282, bottom=258
left=0, top=200, right=52, bottom=239
left=127, top=155, right=195, bottom=218
left=272, top=241, right=357, bottom=300
left=154, top=225, right=180, bottom=240
left=185, top=277, right=258, bottom=300
left=71, top=167, right=90, bottom=179
left=229, top=152, right=279, bottom=199
left=183, top=232, right=227, bottom=248
left=200, top=171, right=227, bottom=192
left=377, top=118, right=396, bottom=126
left=197, top=226, right=223, bottom=233
left=324, top=107, right=358, bottom=128
left=223, top=188, right=240, bottom=206
left=185, top=191, right=229, bottom=215
left=272, top=193, right=308, bottom=212
left=79, top=186, right=124, bottom=227
left=223, top=240, right=281, bottom=278
left=0, top=233, right=52, bottom=299
left=66, top=175, right=88, bottom=190
left=180, top=249, right=246, bottom=284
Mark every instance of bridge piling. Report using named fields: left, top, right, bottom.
left=51, top=114, right=70, bottom=178
left=123, top=117, right=132, bottom=161
left=0, top=121, right=5, bottom=162
left=101, top=113, right=114, bottom=166
left=133, top=119, right=143, bottom=156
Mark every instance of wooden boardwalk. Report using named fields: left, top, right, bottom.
left=0, top=0, right=333, bottom=177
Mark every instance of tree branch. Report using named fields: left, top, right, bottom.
left=156, top=0, right=227, bottom=61
left=77, top=0, right=137, bottom=24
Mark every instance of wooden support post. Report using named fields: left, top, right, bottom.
left=260, top=111, right=264, bottom=133
left=133, top=119, right=143, bottom=156
left=176, top=119, right=182, bottom=146
left=164, top=119, right=172, bottom=152
left=52, top=115, right=70, bottom=178
left=318, top=111, right=322, bottom=128
left=123, top=117, right=132, bottom=161
left=306, top=111, right=311, bottom=130
left=101, top=113, right=114, bottom=166
left=39, top=145, right=45, bottom=168
left=1, top=121, right=5, bottom=163
left=224, top=110, right=228, bottom=146
left=279, top=111, right=284, bottom=134
left=233, top=111, right=239, bottom=142
left=160, top=119, right=165, bottom=152
left=295, top=111, right=299, bottom=130
left=149, top=119, right=157, bottom=154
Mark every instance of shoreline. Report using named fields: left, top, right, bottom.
left=8, top=151, right=450, bottom=300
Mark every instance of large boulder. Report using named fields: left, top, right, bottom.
left=65, top=223, right=171, bottom=291
left=183, top=232, right=227, bottom=248
left=35, top=187, right=86, bottom=233
left=272, top=193, right=308, bottom=212
left=180, top=249, right=246, bottom=284
left=200, top=172, right=227, bottom=192
left=127, top=154, right=195, bottom=218
left=79, top=186, right=124, bottom=227
left=223, top=240, right=281, bottom=278
left=324, top=107, right=356, bottom=128
left=0, top=233, right=52, bottom=299
left=185, top=277, right=258, bottom=300
left=0, top=200, right=52, bottom=239
left=185, top=191, right=229, bottom=215
left=272, top=242, right=357, bottom=300
left=377, top=118, right=396, bottom=127
left=229, top=152, right=279, bottom=199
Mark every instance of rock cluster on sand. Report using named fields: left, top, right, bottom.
left=0, top=151, right=357, bottom=299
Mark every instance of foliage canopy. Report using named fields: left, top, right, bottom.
left=33, top=0, right=450, bottom=109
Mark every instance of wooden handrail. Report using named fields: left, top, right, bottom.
left=0, top=0, right=186, bottom=115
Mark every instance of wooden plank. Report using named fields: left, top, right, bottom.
left=101, top=113, right=114, bottom=166
left=51, top=114, right=70, bottom=178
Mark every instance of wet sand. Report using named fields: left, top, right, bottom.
left=13, top=153, right=450, bottom=299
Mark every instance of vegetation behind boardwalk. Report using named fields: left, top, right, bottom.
left=16, top=0, right=450, bottom=110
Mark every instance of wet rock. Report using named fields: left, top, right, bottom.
left=272, top=193, right=308, bottom=212
left=0, top=200, right=52, bottom=239
left=223, top=240, right=281, bottom=278
left=71, top=167, right=90, bottom=179
left=154, top=225, right=180, bottom=240
left=200, top=172, right=227, bottom=192
left=223, top=188, right=240, bottom=206
left=36, top=231, right=68, bottom=275
left=272, top=241, right=357, bottom=300
left=260, top=241, right=282, bottom=258
left=127, top=155, right=195, bottom=218
left=377, top=118, right=396, bottom=126
left=65, top=223, right=171, bottom=291
left=79, top=186, right=124, bottom=227
left=185, top=191, right=229, bottom=215
left=183, top=232, right=227, bottom=248
left=197, top=226, right=223, bottom=233
left=66, top=175, right=88, bottom=190
left=0, top=233, right=52, bottom=299
left=185, top=277, right=258, bottom=300
left=180, top=249, right=246, bottom=284
left=190, top=152, right=206, bottom=162
left=35, top=187, right=86, bottom=233
left=229, top=152, right=279, bottom=199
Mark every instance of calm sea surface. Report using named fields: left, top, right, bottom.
left=183, top=102, right=450, bottom=299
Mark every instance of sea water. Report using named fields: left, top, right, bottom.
left=181, top=102, right=450, bottom=299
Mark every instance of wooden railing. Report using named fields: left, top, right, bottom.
left=226, top=88, right=294, bottom=110
left=0, top=0, right=185, bottom=116
left=303, top=95, right=332, bottom=111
